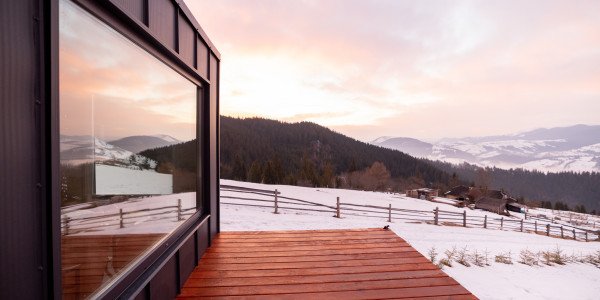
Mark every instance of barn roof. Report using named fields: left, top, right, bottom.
left=475, top=197, right=508, bottom=212
left=444, top=185, right=470, bottom=197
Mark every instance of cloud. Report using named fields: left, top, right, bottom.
left=59, top=1, right=196, bottom=141
left=188, top=0, right=600, bottom=140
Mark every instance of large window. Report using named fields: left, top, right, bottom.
left=59, top=0, right=199, bottom=298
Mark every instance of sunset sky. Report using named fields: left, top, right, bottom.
left=188, top=0, right=600, bottom=142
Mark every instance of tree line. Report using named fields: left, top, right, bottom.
left=428, top=160, right=600, bottom=212
left=220, top=116, right=453, bottom=192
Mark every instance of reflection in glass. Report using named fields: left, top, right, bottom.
left=59, top=0, right=198, bottom=298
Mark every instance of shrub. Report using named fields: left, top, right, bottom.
left=471, top=249, right=485, bottom=267
left=427, top=246, right=438, bottom=264
left=519, top=248, right=537, bottom=266
left=457, top=246, right=471, bottom=267
left=550, top=246, right=566, bottom=265
left=495, top=251, right=513, bottom=264
left=541, top=250, right=553, bottom=266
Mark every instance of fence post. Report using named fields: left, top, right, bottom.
left=573, top=229, right=576, bottom=240
left=274, top=189, right=279, bottom=214
left=463, top=211, right=466, bottom=227
left=388, top=204, right=392, bottom=222
left=484, top=215, right=487, bottom=229
left=63, top=215, right=70, bottom=235
left=546, top=224, right=550, bottom=236
left=434, top=207, right=439, bottom=225
left=598, top=230, right=600, bottom=241
left=119, top=209, right=124, bottom=228
left=585, top=231, right=588, bottom=242
left=336, top=197, right=340, bottom=218
left=177, top=199, right=182, bottom=220
left=501, top=217, right=503, bottom=230
left=520, top=219, right=523, bottom=232
left=561, top=226, right=564, bottom=238
left=535, top=221, right=537, bottom=234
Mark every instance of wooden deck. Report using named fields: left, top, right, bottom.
left=178, top=228, right=477, bottom=299
left=62, top=233, right=163, bottom=300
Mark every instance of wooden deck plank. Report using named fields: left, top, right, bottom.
left=194, top=257, right=432, bottom=271
left=202, top=246, right=419, bottom=259
left=179, top=277, right=461, bottom=297
left=199, top=251, right=424, bottom=264
left=179, top=228, right=476, bottom=299
left=61, top=233, right=163, bottom=300
left=183, top=270, right=448, bottom=288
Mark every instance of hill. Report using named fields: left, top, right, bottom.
left=220, top=116, right=450, bottom=188
left=110, top=135, right=180, bottom=154
left=372, top=124, right=600, bottom=173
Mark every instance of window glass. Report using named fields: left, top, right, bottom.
left=59, top=0, right=198, bottom=298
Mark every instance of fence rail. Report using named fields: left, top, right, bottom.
left=61, top=184, right=600, bottom=242
left=61, top=198, right=193, bottom=235
left=221, top=185, right=600, bottom=243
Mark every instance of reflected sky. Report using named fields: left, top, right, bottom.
left=59, top=1, right=196, bottom=141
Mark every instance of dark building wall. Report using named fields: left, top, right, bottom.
left=0, top=0, right=220, bottom=299
left=0, top=0, right=47, bottom=299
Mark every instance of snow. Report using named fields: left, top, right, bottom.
left=61, top=178, right=600, bottom=299
left=219, top=180, right=600, bottom=300
left=95, top=164, right=172, bottom=195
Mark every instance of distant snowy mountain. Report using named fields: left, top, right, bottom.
left=110, top=135, right=181, bottom=153
left=60, top=135, right=157, bottom=169
left=371, top=125, right=600, bottom=172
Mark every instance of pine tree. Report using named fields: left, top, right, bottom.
left=262, top=161, right=276, bottom=184
left=272, top=154, right=284, bottom=184
left=231, top=154, right=247, bottom=181
left=321, top=162, right=335, bottom=187
left=348, top=158, right=357, bottom=173
left=247, top=160, right=263, bottom=183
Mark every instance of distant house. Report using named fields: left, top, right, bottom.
left=444, top=185, right=470, bottom=200
left=506, top=198, right=528, bottom=213
left=406, top=188, right=439, bottom=200
left=475, top=197, right=512, bottom=215
left=468, top=188, right=507, bottom=202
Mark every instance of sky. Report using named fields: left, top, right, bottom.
left=187, top=0, right=600, bottom=142
left=59, top=0, right=196, bottom=142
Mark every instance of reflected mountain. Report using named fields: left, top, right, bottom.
left=110, top=135, right=180, bottom=154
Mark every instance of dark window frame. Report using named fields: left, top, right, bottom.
left=49, top=0, right=218, bottom=298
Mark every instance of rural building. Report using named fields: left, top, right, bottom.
left=474, top=197, right=513, bottom=215
left=507, top=202, right=528, bottom=213
left=468, top=188, right=507, bottom=202
left=1, top=0, right=220, bottom=299
left=444, top=185, right=470, bottom=200
left=406, top=188, right=439, bottom=200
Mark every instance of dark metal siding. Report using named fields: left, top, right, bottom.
left=196, top=221, right=209, bottom=261
left=0, top=0, right=219, bottom=298
left=149, top=256, right=178, bottom=299
left=178, top=13, right=195, bottom=67
left=148, top=0, right=176, bottom=51
left=0, top=0, right=46, bottom=299
left=113, top=0, right=145, bottom=23
left=197, top=37, right=208, bottom=78
left=178, top=236, right=197, bottom=290
left=209, top=54, right=220, bottom=240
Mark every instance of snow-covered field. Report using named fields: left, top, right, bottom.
left=220, top=179, right=600, bottom=300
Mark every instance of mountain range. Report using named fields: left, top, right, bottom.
left=60, top=134, right=180, bottom=165
left=372, top=124, right=600, bottom=172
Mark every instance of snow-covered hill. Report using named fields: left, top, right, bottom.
left=218, top=180, right=600, bottom=300
left=60, top=135, right=157, bottom=169
left=372, top=125, right=600, bottom=172
left=110, top=135, right=181, bottom=153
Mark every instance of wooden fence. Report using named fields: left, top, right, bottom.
left=221, top=185, right=600, bottom=243
left=61, top=198, right=195, bottom=235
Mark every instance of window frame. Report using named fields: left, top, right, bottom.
left=50, top=0, right=215, bottom=298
